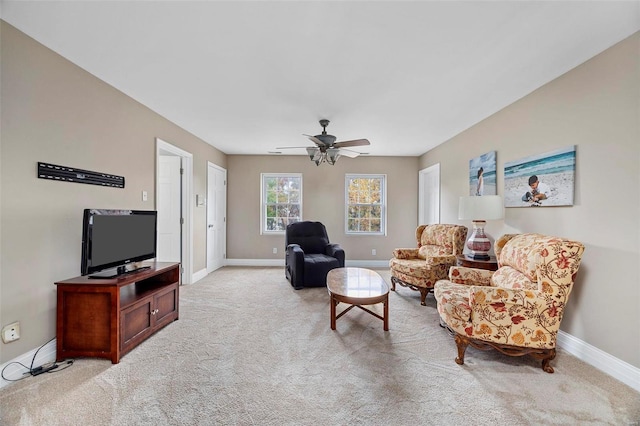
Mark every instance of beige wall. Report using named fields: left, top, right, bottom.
left=419, top=32, right=640, bottom=368
left=227, top=155, right=419, bottom=261
left=0, top=21, right=226, bottom=362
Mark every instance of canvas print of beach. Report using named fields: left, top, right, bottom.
left=469, top=151, right=496, bottom=196
left=504, top=145, right=575, bottom=208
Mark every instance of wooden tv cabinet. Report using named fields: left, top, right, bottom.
left=55, top=262, right=180, bottom=364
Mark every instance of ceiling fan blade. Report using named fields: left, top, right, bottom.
left=333, top=138, right=370, bottom=148
left=338, top=149, right=360, bottom=158
left=303, top=134, right=325, bottom=147
left=275, top=146, right=311, bottom=150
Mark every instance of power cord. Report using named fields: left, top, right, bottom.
left=1, top=337, right=74, bottom=382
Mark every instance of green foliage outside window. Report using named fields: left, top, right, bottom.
left=346, top=176, right=384, bottom=233
left=263, top=175, right=301, bottom=232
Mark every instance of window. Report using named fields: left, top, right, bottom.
left=261, top=173, right=302, bottom=233
left=345, top=174, right=386, bottom=235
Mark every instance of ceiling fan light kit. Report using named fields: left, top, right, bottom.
left=278, top=119, right=370, bottom=166
left=307, top=146, right=340, bottom=166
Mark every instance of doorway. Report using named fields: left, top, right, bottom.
left=207, top=162, right=227, bottom=273
left=156, top=138, right=193, bottom=284
left=418, top=163, right=440, bottom=225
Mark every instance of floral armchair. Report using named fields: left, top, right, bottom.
left=434, top=233, right=585, bottom=373
left=389, top=224, right=467, bottom=305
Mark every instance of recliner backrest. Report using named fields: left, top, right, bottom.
left=285, top=221, right=330, bottom=254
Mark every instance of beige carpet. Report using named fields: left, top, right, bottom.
left=1, top=267, right=639, bottom=425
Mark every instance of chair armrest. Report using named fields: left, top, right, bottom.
left=286, top=244, right=305, bottom=288
left=427, top=254, right=456, bottom=266
left=286, top=244, right=305, bottom=265
left=392, top=248, right=419, bottom=259
left=287, top=243, right=303, bottom=253
left=326, top=244, right=345, bottom=267
left=448, top=266, right=493, bottom=286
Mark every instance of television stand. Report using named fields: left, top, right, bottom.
left=55, top=262, right=180, bottom=363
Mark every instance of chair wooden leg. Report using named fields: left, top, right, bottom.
left=390, top=276, right=432, bottom=306
left=538, top=349, right=556, bottom=373
left=450, top=332, right=558, bottom=373
left=420, top=288, right=428, bottom=306
left=454, top=333, right=469, bottom=365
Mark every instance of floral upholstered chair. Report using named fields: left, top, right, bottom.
left=434, top=233, right=585, bottom=373
left=389, top=224, right=468, bottom=305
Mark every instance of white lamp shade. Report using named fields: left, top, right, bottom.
left=458, top=195, right=504, bottom=221
left=306, top=147, right=321, bottom=161
left=326, top=148, right=340, bottom=164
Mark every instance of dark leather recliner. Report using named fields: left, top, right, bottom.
left=285, top=221, right=345, bottom=289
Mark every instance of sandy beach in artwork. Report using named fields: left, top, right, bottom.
left=504, top=171, right=574, bottom=207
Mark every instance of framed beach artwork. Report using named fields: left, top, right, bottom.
left=504, top=145, right=576, bottom=208
left=469, top=151, right=496, bottom=196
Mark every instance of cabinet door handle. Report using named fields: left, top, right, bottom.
left=150, top=309, right=159, bottom=315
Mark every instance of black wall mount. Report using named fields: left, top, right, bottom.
left=37, top=162, right=125, bottom=188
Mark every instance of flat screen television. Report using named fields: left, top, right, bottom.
left=81, top=209, right=158, bottom=278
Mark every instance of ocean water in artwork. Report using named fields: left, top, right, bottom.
left=504, top=146, right=575, bottom=207
left=469, top=151, right=497, bottom=195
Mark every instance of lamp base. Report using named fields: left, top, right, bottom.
left=466, top=220, right=492, bottom=261
left=465, top=253, right=491, bottom=261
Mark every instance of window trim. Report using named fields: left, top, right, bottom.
left=260, top=173, right=303, bottom=235
left=344, top=173, right=387, bottom=236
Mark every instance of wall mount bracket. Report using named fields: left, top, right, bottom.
left=37, top=162, right=125, bottom=188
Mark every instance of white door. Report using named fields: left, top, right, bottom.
left=418, top=164, right=440, bottom=225
left=157, top=155, right=182, bottom=263
left=207, top=162, right=227, bottom=273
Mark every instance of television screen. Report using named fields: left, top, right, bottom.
left=81, top=209, right=157, bottom=278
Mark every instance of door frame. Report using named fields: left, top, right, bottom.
left=207, top=161, right=227, bottom=273
left=418, top=163, right=440, bottom=225
left=156, top=138, right=193, bottom=284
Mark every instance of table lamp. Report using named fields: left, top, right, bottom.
left=458, top=195, right=504, bottom=260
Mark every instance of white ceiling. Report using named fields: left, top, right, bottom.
left=2, top=1, right=639, bottom=157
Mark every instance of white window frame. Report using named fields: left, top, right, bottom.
left=260, top=173, right=303, bottom=235
left=345, top=174, right=387, bottom=236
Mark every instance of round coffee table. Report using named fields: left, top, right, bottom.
left=327, top=267, right=389, bottom=331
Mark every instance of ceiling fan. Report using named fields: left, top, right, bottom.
left=277, top=119, right=370, bottom=165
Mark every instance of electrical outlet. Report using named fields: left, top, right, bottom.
left=273, top=247, right=278, bottom=254
left=372, top=249, right=377, bottom=256
left=2, top=322, right=20, bottom=343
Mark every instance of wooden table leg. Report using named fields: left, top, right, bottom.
left=383, top=295, right=389, bottom=331
left=330, top=295, right=337, bottom=330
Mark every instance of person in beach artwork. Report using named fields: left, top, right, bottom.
left=522, top=175, right=551, bottom=206
left=476, top=167, right=484, bottom=196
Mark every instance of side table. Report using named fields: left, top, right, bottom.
left=456, top=254, right=498, bottom=271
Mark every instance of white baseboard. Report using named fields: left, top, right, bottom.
left=0, top=339, right=57, bottom=389
left=191, top=268, right=208, bottom=283
left=558, top=330, right=640, bottom=392
left=224, top=259, right=390, bottom=268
